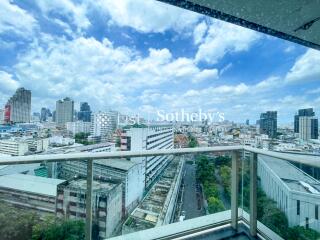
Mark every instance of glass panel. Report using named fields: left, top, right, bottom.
left=257, top=154, right=320, bottom=240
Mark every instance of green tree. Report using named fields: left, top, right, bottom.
left=32, top=217, right=85, bottom=240
left=187, top=134, right=198, bottom=148
left=207, top=197, right=225, bottom=214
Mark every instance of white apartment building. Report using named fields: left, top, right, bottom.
left=66, top=121, right=91, bottom=135
left=122, top=124, right=174, bottom=189
left=258, top=155, right=320, bottom=231
left=0, top=139, right=29, bottom=156
left=90, top=112, right=116, bottom=139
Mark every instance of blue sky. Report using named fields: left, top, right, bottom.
left=0, top=0, right=319, bottom=125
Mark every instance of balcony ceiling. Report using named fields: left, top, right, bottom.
left=158, top=0, right=320, bottom=50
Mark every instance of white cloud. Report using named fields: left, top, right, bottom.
left=193, top=21, right=207, bottom=44
left=285, top=49, right=320, bottom=83
left=0, top=0, right=37, bottom=37
left=195, top=20, right=261, bottom=64
left=193, top=69, right=218, bottom=83
left=12, top=35, right=219, bottom=110
left=96, top=0, right=200, bottom=33
left=35, top=0, right=90, bottom=31
left=0, top=71, right=20, bottom=93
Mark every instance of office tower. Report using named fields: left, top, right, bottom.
left=4, top=88, right=31, bottom=123
left=299, top=116, right=318, bottom=141
left=77, top=102, right=92, bottom=122
left=56, top=97, right=74, bottom=126
left=294, top=108, right=315, bottom=133
left=246, top=119, right=250, bottom=125
left=259, top=111, right=277, bottom=138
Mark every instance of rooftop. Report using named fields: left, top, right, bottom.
left=259, top=155, right=320, bottom=194
left=0, top=174, right=65, bottom=197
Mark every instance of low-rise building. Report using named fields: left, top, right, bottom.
left=258, top=155, right=320, bottom=231
left=66, top=121, right=91, bottom=136
left=0, top=139, right=29, bottom=156
left=0, top=174, right=65, bottom=217
left=56, top=178, right=122, bottom=239
left=59, top=158, right=144, bottom=215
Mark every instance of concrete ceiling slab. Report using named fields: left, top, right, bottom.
left=158, top=0, right=320, bottom=50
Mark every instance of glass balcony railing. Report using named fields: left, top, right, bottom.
left=1, top=146, right=319, bottom=240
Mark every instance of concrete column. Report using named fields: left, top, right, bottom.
left=250, top=152, right=258, bottom=236
left=85, top=159, right=93, bottom=240
left=231, top=150, right=240, bottom=230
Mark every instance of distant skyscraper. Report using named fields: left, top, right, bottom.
left=56, top=98, right=74, bottom=126
left=259, top=111, right=277, bottom=138
left=294, top=108, right=315, bottom=133
left=4, top=88, right=31, bottom=123
left=298, top=115, right=318, bottom=141
left=77, top=102, right=91, bottom=122
left=246, top=119, right=250, bottom=125
left=40, top=107, right=52, bottom=122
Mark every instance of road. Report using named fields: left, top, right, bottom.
left=181, top=163, right=205, bottom=219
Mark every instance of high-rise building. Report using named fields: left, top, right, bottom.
left=77, top=102, right=92, bottom=122
left=299, top=116, right=318, bottom=141
left=0, top=109, right=4, bottom=124
left=294, top=108, right=315, bottom=133
left=4, top=88, right=31, bottom=123
left=40, top=108, right=52, bottom=122
left=259, top=111, right=277, bottom=138
left=56, top=98, right=74, bottom=126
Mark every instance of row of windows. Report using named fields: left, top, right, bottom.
left=147, top=130, right=172, bottom=140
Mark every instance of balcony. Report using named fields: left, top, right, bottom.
left=1, top=146, right=319, bottom=240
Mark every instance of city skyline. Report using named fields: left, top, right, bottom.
left=0, top=0, right=320, bottom=124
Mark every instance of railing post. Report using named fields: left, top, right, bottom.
left=231, top=150, right=240, bottom=231
left=85, top=159, right=93, bottom=240
left=250, top=152, right=257, bottom=236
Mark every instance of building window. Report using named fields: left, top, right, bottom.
left=297, top=200, right=300, bottom=215
left=306, top=217, right=309, bottom=229
left=316, top=205, right=319, bottom=220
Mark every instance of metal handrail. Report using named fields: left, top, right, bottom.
left=0, top=145, right=319, bottom=168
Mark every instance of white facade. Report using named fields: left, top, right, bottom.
left=66, top=121, right=91, bottom=135
left=0, top=140, right=29, bottom=156
left=258, top=155, right=320, bottom=231
left=49, top=136, right=75, bottom=146
left=91, top=112, right=115, bottom=138
left=125, top=125, right=174, bottom=188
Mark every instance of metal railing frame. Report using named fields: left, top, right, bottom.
left=0, top=145, right=319, bottom=240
